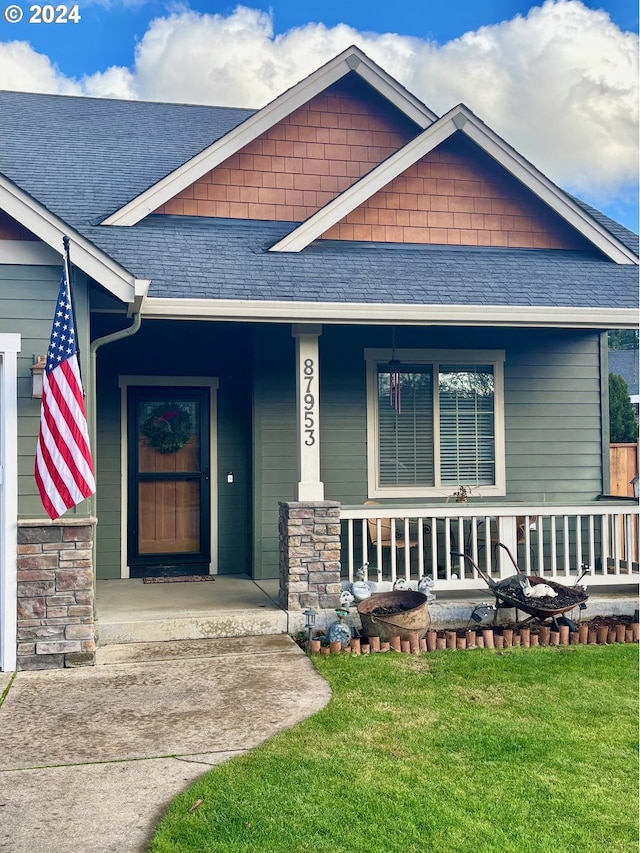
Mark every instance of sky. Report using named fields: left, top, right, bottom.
left=1, top=0, right=638, bottom=231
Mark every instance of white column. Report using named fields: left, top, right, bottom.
left=292, top=325, right=324, bottom=501
left=0, top=334, right=21, bottom=672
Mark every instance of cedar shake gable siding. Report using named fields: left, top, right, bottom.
left=321, top=136, right=590, bottom=250
left=153, top=77, right=419, bottom=222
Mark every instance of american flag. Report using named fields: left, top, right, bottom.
left=35, top=274, right=95, bottom=519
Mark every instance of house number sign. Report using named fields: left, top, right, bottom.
left=303, top=358, right=316, bottom=446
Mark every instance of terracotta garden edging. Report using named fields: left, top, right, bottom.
left=307, top=616, right=640, bottom=656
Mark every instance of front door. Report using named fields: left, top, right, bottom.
left=127, top=387, right=210, bottom=577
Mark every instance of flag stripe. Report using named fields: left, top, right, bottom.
left=38, top=375, right=92, bottom=505
left=46, top=361, right=95, bottom=485
left=34, top=273, right=96, bottom=520
left=35, top=429, right=75, bottom=516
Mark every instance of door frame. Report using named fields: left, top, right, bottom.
left=118, top=375, right=219, bottom=579
left=0, top=334, right=20, bottom=672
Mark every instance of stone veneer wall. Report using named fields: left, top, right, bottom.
left=16, top=519, right=96, bottom=670
left=279, top=501, right=342, bottom=612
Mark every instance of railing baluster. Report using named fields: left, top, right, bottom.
left=457, top=517, right=465, bottom=576
left=588, top=515, right=595, bottom=573
left=623, top=513, right=631, bottom=574
left=563, top=516, right=570, bottom=576
left=576, top=515, right=583, bottom=575
left=389, top=519, right=397, bottom=584
left=376, top=519, right=383, bottom=582
left=404, top=518, right=411, bottom=581
left=430, top=518, right=437, bottom=578
left=484, top=518, right=493, bottom=578
left=536, top=515, right=546, bottom=577
left=347, top=519, right=354, bottom=583
left=361, top=519, right=367, bottom=574
left=445, top=518, right=452, bottom=580
left=523, top=516, right=531, bottom=574
left=601, top=513, right=609, bottom=578
left=470, top=517, right=479, bottom=566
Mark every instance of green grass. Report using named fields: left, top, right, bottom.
left=149, top=645, right=638, bottom=853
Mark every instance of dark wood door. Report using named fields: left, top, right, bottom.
left=127, top=387, right=210, bottom=577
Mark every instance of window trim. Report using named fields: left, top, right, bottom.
left=365, top=348, right=506, bottom=498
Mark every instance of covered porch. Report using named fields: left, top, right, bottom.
left=93, top=561, right=638, bottom=649
left=95, top=575, right=283, bottom=646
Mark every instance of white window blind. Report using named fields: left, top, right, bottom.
left=439, top=365, right=495, bottom=485
left=377, top=365, right=434, bottom=486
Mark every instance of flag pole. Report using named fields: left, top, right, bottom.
left=62, top=235, right=85, bottom=389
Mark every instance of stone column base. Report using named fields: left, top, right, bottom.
left=278, top=501, right=341, bottom=613
left=16, top=518, right=96, bottom=670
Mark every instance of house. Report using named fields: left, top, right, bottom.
left=0, top=46, right=638, bottom=671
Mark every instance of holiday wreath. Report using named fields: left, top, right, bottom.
left=140, top=403, right=193, bottom=454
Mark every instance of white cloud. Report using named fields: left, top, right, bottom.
left=0, top=0, right=637, bottom=206
left=400, top=1, right=639, bottom=198
left=81, top=65, right=136, bottom=99
left=0, top=41, right=82, bottom=94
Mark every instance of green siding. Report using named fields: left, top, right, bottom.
left=252, top=327, right=296, bottom=579
left=0, top=263, right=92, bottom=519
left=503, top=330, right=603, bottom=502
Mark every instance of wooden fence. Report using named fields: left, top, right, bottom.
left=610, top=443, right=638, bottom=497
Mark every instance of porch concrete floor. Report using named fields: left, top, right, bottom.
left=95, top=575, right=639, bottom=646
left=96, top=575, right=286, bottom=645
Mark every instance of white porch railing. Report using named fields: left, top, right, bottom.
left=340, top=503, right=640, bottom=591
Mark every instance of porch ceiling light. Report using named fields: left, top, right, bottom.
left=30, top=355, right=46, bottom=398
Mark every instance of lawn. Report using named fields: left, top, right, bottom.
left=149, top=645, right=638, bottom=853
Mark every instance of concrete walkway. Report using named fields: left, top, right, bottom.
left=0, top=635, right=331, bottom=853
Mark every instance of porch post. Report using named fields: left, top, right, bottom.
left=292, top=325, right=324, bottom=501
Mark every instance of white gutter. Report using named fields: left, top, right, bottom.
left=141, top=297, right=638, bottom=330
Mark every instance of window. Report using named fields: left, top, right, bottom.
left=366, top=349, right=505, bottom=498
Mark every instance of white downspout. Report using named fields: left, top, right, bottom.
left=88, top=281, right=147, bottom=596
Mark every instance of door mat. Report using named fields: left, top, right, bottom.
left=142, top=575, right=216, bottom=584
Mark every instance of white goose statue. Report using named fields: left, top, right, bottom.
left=521, top=576, right=557, bottom=599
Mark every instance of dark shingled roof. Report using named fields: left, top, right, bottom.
left=1, top=90, right=638, bottom=311
left=0, top=90, right=254, bottom=224
left=87, top=215, right=637, bottom=308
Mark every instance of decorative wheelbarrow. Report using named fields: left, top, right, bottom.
left=451, top=544, right=589, bottom=630
left=357, top=589, right=431, bottom=642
